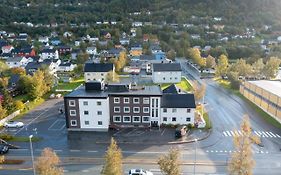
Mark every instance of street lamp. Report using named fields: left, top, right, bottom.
left=29, top=135, right=36, bottom=175
left=194, top=138, right=198, bottom=175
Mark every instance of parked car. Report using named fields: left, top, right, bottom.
left=128, top=169, right=153, bottom=175
left=0, top=144, right=9, bottom=154
left=4, top=121, right=24, bottom=128
left=175, top=125, right=187, bottom=138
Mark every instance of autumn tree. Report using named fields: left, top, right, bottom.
left=193, top=82, right=206, bottom=102
left=101, top=138, right=123, bottom=175
left=229, top=59, right=252, bottom=77
left=77, top=52, right=90, bottom=64
left=205, top=55, right=216, bottom=69
left=0, top=156, right=4, bottom=169
left=0, top=105, right=7, bottom=119
left=14, top=100, right=25, bottom=111
left=0, top=77, right=8, bottom=88
left=188, top=48, right=205, bottom=67
left=10, top=67, right=26, bottom=75
left=35, top=148, right=63, bottom=175
left=105, top=71, right=119, bottom=83
left=262, top=57, right=281, bottom=79
left=158, top=148, right=181, bottom=175
left=0, top=61, right=8, bottom=75
left=29, top=70, right=48, bottom=100
left=252, top=59, right=264, bottom=78
left=167, top=49, right=176, bottom=60
left=216, top=54, right=229, bottom=77
left=115, top=51, right=128, bottom=72
left=228, top=115, right=260, bottom=175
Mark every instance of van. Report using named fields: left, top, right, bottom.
left=175, top=125, right=187, bottom=138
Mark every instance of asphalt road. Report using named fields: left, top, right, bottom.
left=1, top=59, right=281, bottom=174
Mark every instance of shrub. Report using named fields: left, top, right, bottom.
left=0, top=133, right=14, bottom=141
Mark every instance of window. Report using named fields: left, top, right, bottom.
left=172, top=108, right=177, bottom=113
left=97, top=101, right=102, bottom=106
left=163, top=108, right=167, bottom=113
left=156, top=99, right=159, bottom=107
left=155, top=109, right=158, bottom=117
left=97, top=111, right=102, bottom=115
left=133, top=116, right=140, bottom=123
left=101, top=73, right=104, bottom=76
left=133, top=98, right=140, bottom=104
left=133, top=107, right=140, bottom=113
left=69, top=100, right=75, bottom=106
left=83, top=101, right=88, bottom=106
left=187, top=108, right=191, bottom=113
left=172, top=117, right=176, bottom=122
left=175, top=77, right=178, bottom=80
left=113, top=116, right=121, bottom=123
left=70, top=120, right=77, bottom=126
left=142, top=116, right=150, bottom=123
left=186, top=117, right=191, bottom=122
left=152, top=109, right=154, bottom=117
left=84, top=111, right=89, bottom=115
left=143, top=98, right=149, bottom=104
left=98, top=121, right=102, bottom=125
left=163, top=117, right=167, bottom=122
left=124, top=107, right=130, bottom=113
left=152, top=99, right=155, bottom=107
left=143, top=107, right=149, bottom=113
left=123, top=116, right=131, bottom=123
left=163, top=77, right=165, bottom=80
left=70, top=110, right=76, bottom=116
left=114, top=97, right=120, bottom=104
left=84, top=121, right=90, bottom=125
left=124, top=98, right=130, bottom=104
left=114, top=107, right=120, bottom=113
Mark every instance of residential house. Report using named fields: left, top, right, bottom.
left=11, top=47, right=36, bottom=57
left=132, top=22, right=143, bottom=27
left=119, top=37, right=130, bottom=45
left=58, top=62, right=77, bottom=72
left=150, top=44, right=165, bottom=60
left=86, top=47, right=97, bottom=55
left=63, top=32, right=73, bottom=38
left=6, top=56, right=30, bottom=68
left=50, top=38, right=61, bottom=46
left=101, top=31, right=111, bottom=39
left=152, top=63, right=182, bottom=83
left=0, top=53, right=13, bottom=59
left=25, top=59, right=61, bottom=75
left=129, top=44, right=142, bottom=56
left=2, top=45, right=14, bottom=53
left=161, top=94, right=195, bottom=125
left=63, top=82, right=196, bottom=131
left=16, top=33, right=28, bottom=41
left=57, top=46, right=72, bottom=55
left=71, top=49, right=82, bottom=60
left=40, top=49, right=59, bottom=60
left=38, top=36, right=49, bottom=44
left=84, top=63, right=115, bottom=82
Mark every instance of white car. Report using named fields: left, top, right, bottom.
left=128, top=169, right=153, bottom=175
left=4, top=121, right=24, bottom=128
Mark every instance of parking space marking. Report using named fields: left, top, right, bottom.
left=161, top=128, right=166, bottom=136
left=48, top=119, right=65, bottom=131
left=70, top=150, right=81, bottom=152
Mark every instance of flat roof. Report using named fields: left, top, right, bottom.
left=248, top=80, right=281, bottom=98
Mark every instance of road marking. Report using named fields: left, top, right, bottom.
left=230, top=131, right=235, bottom=136
left=266, top=132, right=273, bottom=138
left=223, top=131, right=228, bottom=136
left=238, top=131, right=242, bottom=135
left=87, top=150, right=98, bottom=153
left=226, top=131, right=231, bottom=136
left=210, top=150, right=214, bottom=153
left=70, top=150, right=80, bottom=152
left=258, top=131, right=264, bottom=137
left=261, top=131, right=269, bottom=137
left=63, top=170, right=69, bottom=173
left=269, top=132, right=277, bottom=138
left=254, top=131, right=261, bottom=137
left=54, top=150, right=63, bottom=152
left=215, top=150, right=218, bottom=153
left=234, top=131, right=239, bottom=136
left=11, top=148, right=29, bottom=151
left=276, top=134, right=281, bottom=138
left=82, top=170, right=89, bottom=173
left=161, top=128, right=166, bottom=136
left=206, top=150, right=209, bottom=152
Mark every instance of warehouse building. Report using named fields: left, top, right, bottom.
left=240, top=80, right=281, bottom=124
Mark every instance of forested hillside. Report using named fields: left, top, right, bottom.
left=0, top=0, right=281, bottom=28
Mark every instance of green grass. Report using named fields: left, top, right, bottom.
left=203, top=112, right=212, bottom=130
left=161, top=77, right=193, bottom=92
left=56, top=79, right=84, bottom=90
left=13, top=94, right=29, bottom=102
left=13, top=98, right=45, bottom=120
left=215, top=78, right=281, bottom=129
left=10, top=136, right=42, bottom=142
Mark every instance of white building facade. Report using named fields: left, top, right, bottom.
left=152, top=63, right=182, bottom=84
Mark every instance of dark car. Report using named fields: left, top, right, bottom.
left=0, top=144, right=9, bottom=154
left=175, top=125, right=187, bottom=138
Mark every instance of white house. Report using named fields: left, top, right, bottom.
left=152, top=63, right=182, bottom=83
left=161, top=94, right=196, bottom=125
left=58, top=62, right=77, bottom=72
left=78, top=97, right=110, bottom=131
left=40, top=49, right=59, bottom=60
left=84, top=63, right=115, bottom=82
left=1, top=45, right=14, bottom=53
left=86, top=47, right=97, bottom=55
left=38, top=36, right=49, bottom=43
left=132, top=22, right=143, bottom=27
left=6, top=56, right=30, bottom=68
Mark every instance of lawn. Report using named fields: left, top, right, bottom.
left=161, top=77, right=193, bottom=92
left=55, top=78, right=85, bottom=91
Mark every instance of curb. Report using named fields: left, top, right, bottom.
left=168, top=129, right=212, bottom=144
